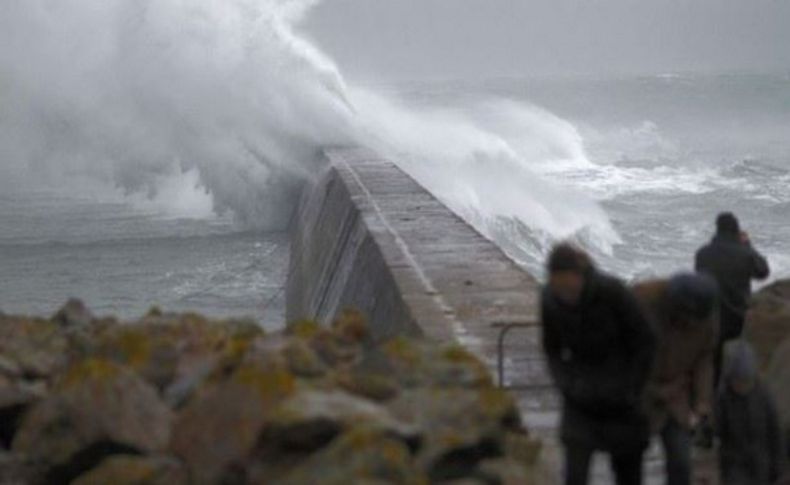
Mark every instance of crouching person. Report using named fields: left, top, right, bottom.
left=717, top=341, right=786, bottom=485
left=633, top=274, right=718, bottom=485
left=541, top=244, right=657, bottom=485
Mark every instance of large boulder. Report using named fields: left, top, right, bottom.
left=51, top=299, right=95, bottom=328
left=169, top=363, right=296, bottom=484
left=266, top=428, right=428, bottom=485
left=71, top=455, right=187, bottom=485
left=0, top=315, right=68, bottom=379
left=0, top=451, right=31, bottom=484
left=0, top=304, right=550, bottom=484
left=92, top=313, right=265, bottom=393
left=12, top=359, right=172, bottom=484
left=389, top=387, right=523, bottom=481
left=0, top=375, right=46, bottom=448
left=745, top=279, right=790, bottom=369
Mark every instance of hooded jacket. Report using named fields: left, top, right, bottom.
left=696, top=232, right=770, bottom=339
left=633, top=278, right=718, bottom=430
left=542, top=269, right=657, bottom=452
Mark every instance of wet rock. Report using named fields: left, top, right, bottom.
left=745, top=279, right=790, bottom=369
left=476, top=458, right=534, bottom=485
left=0, top=356, right=21, bottom=380
left=0, top=315, right=68, bottom=379
left=281, top=339, right=328, bottom=378
left=369, top=338, right=493, bottom=389
left=0, top=304, right=548, bottom=484
left=389, top=387, right=523, bottom=481
left=0, top=377, right=46, bottom=448
left=94, top=314, right=265, bottom=394
left=13, top=359, right=172, bottom=484
left=335, top=368, right=401, bottom=402
left=0, top=451, right=30, bottom=484
left=52, top=299, right=94, bottom=328
left=162, top=356, right=218, bottom=409
left=72, top=455, right=187, bottom=485
left=263, top=428, right=428, bottom=485
left=169, top=363, right=295, bottom=484
left=261, top=389, right=418, bottom=454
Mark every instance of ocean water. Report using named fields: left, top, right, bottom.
left=1, top=2, right=787, bottom=323
left=2, top=73, right=787, bottom=324
left=0, top=189, right=289, bottom=327
left=390, top=73, right=790, bottom=283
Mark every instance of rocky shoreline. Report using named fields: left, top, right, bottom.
left=0, top=301, right=545, bottom=485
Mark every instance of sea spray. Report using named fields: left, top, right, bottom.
left=0, top=0, right=619, bottom=262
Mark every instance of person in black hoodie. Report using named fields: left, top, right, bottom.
left=541, top=243, right=657, bottom=485
left=695, top=212, right=770, bottom=386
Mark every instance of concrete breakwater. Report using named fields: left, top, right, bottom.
left=287, top=147, right=541, bottom=360
left=287, top=146, right=560, bottom=479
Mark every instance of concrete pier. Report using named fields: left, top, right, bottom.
left=287, top=147, right=716, bottom=484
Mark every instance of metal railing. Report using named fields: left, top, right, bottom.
left=490, top=320, right=537, bottom=389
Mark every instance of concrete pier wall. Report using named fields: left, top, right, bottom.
left=286, top=147, right=540, bottom=357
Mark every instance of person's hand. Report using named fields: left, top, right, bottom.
left=688, top=413, right=700, bottom=430
left=740, top=231, right=751, bottom=245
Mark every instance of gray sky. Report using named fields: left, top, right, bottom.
left=304, top=0, right=790, bottom=81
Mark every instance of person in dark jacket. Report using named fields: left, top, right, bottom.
left=633, top=274, right=718, bottom=485
left=717, top=340, right=786, bottom=485
left=541, top=243, right=657, bottom=485
left=695, top=212, right=770, bottom=386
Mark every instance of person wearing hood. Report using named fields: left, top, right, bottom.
left=541, top=243, right=657, bottom=485
left=695, top=212, right=770, bottom=386
left=633, top=273, right=719, bottom=485
left=716, top=340, right=786, bottom=485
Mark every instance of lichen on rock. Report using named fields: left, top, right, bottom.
left=0, top=301, right=547, bottom=484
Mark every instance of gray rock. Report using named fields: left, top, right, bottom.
left=13, top=359, right=172, bottom=484
left=51, top=299, right=94, bottom=328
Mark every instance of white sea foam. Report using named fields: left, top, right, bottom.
left=0, top=0, right=620, bottom=256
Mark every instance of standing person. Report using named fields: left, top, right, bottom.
left=717, top=341, right=786, bottom=485
left=695, top=212, right=770, bottom=386
left=633, top=274, right=719, bottom=485
left=541, top=243, right=657, bottom=485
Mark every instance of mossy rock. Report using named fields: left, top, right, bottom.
left=259, top=389, right=418, bottom=456
left=281, top=340, right=328, bottom=378
left=285, top=320, right=323, bottom=340
left=51, top=299, right=94, bottom=328
left=332, top=309, right=371, bottom=344
left=72, top=455, right=187, bottom=485
left=13, top=358, right=172, bottom=482
left=170, top=364, right=295, bottom=485
left=372, top=339, right=492, bottom=389
left=389, top=388, right=523, bottom=481
left=264, top=428, right=428, bottom=485
left=0, top=315, right=68, bottom=379
left=335, top=369, right=401, bottom=402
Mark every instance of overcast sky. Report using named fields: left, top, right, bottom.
left=304, top=0, right=790, bottom=81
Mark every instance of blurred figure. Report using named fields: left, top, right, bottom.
left=716, top=341, right=786, bottom=485
left=696, top=212, right=770, bottom=387
left=634, top=274, right=718, bottom=485
left=541, top=243, right=657, bottom=485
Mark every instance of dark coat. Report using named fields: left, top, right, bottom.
left=696, top=233, right=770, bottom=340
left=717, top=382, right=786, bottom=485
left=633, top=279, right=718, bottom=431
left=542, top=270, right=657, bottom=453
